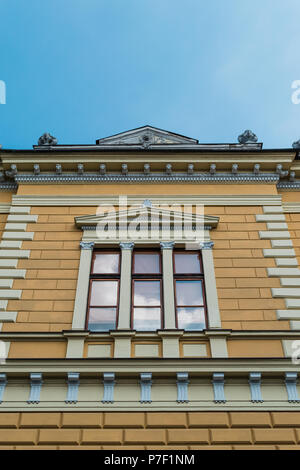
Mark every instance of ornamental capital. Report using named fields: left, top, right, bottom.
left=199, top=241, right=214, bottom=250
left=119, top=242, right=134, bottom=250
left=80, top=241, right=95, bottom=250
left=160, top=241, right=175, bottom=250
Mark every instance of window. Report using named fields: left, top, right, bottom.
left=86, top=251, right=120, bottom=331
left=86, top=248, right=208, bottom=332
left=132, top=251, right=163, bottom=331
left=174, top=251, right=207, bottom=331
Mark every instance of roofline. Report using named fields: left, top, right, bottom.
left=0, top=147, right=297, bottom=154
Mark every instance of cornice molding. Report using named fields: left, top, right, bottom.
left=282, top=202, right=300, bottom=213
left=11, top=194, right=283, bottom=207
left=14, top=172, right=280, bottom=185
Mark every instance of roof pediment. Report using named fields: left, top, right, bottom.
left=95, top=126, right=198, bottom=147
left=75, top=204, right=219, bottom=229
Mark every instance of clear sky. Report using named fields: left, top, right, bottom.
left=0, top=0, right=300, bottom=149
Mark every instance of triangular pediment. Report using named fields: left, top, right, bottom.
left=95, top=126, right=198, bottom=147
left=75, top=204, right=219, bottom=229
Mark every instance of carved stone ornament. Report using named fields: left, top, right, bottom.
left=38, top=132, right=58, bottom=146
left=238, top=130, right=258, bottom=144
left=292, top=139, right=300, bottom=149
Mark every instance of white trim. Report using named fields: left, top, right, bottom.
left=12, top=194, right=282, bottom=207
left=72, top=242, right=94, bottom=329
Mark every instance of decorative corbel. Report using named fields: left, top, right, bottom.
left=140, top=373, right=152, bottom=403
left=212, top=373, right=226, bottom=403
left=210, top=164, right=216, bottom=175
left=77, top=163, right=84, bottom=175
left=66, top=372, right=80, bottom=404
left=285, top=372, right=300, bottom=403
left=33, top=164, right=40, bottom=175
left=0, top=374, right=7, bottom=403
left=249, top=372, right=263, bottom=403
left=28, top=373, right=43, bottom=404
left=144, top=163, right=150, bottom=175
left=290, top=171, right=296, bottom=182
left=187, top=164, right=194, bottom=175
left=166, top=163, right=172, bottom=175
left=102, top=372, right=115, bottom=403
left=253, top=163, right=260, bottom=175
left=99, top=164, right=106, bottom=175
left=121, top=164, right=128, bottom=175
left=5, top=164, right=17, bottom=178
left=232, top=163, right=238, bottom=175
left=176, top=373, right=189, bottom=403
left=55, top=164, right=62, bottom=175
left=276, top=164, right=288, bottom=178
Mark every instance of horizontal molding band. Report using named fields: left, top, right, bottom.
left=283, top=202, right=300, bottom=213
left=14, top=173, right=281, bottom=185
left=0, top=358, right=298, bottom=373
left=11, top=194, right=283, bottom=207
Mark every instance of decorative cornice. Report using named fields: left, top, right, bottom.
left=278, top=181, right=300, bottom=190
left=14, top=172, right=280, bottom=185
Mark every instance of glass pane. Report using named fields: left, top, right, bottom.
left=134, top=253, right=160, bottom=274
left=92, top=253, right=119, bottom=274
left=88, top=307, right=116, bottom=331
left=134, top=281, right=161, bottom=306
left=175, top=280, right=203, bottom=306
left=174, top=253, right=201, bottom=274
left=177, top=307, right=206, bottom=331
left=90, top=280, right=118, bottom=306
left=133, top=307, right=161, bottom=331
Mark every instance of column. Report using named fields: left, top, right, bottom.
left=118, top=242, right=134, bottom=329
left=160, top=241, right=176, bottom=329
left=201, top=241, right=222, bottom=328
left=72, top=241, right=94, bottom=329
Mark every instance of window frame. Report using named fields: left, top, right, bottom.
left=173, top=250, right=208, bottom=331
left=131, top=249, right=164, bottom=331
left=86, top=249, right=121, bottom=331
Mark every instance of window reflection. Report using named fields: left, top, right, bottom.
left=92, top=253, right=119, bottom=274
left=133, top=307, right=161, bottom=331
left=175, top=280, right=203, bottom=306
left=134, top=253, right=160, bottom=274
left=134, top=281, right=161, bottom=306
left=177, top=307, right=205, bottom=331
left=90, top=280, right=118, bottom=306
left=174, top=253, right=201, bottom=274
left=88, top=307, right=116, bottom=331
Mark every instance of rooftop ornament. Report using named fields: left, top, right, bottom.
left=292, top=139, right=300, bottom=149
left=238, top=130, right=258, bottom=144
left=38, top=132, right=58, bottom=146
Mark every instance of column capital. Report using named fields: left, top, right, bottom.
left=80, top=241, right=95, bottom=250
left=199, top=241, right=214, bottom=250
left=160, top=241, right=175, bottom=250
left=119, top=241, right=134, bottom=250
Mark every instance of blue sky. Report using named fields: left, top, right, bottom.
left=0, top=0, right=300, bottom=149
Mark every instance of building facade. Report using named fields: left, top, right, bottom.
left=0, top=126, right=299, bottom=449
